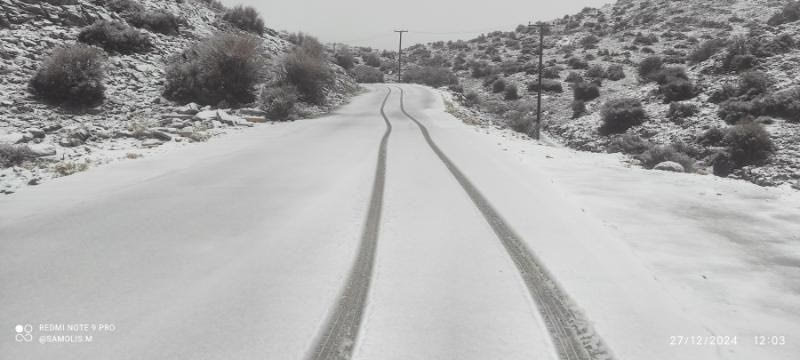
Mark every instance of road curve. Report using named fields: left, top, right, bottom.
left=395, top=86, right=608, bottom=360
left=307, top=87, right=392, bottom=360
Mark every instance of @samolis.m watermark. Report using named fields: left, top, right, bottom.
left=14, top=323, right=116, bottom=344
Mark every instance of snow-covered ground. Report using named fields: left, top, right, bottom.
left=1, top=84, right=797, bottom=360
left=430, top=86, right=800, bottom=359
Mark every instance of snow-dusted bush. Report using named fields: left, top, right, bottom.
left=599, top=98, right=646, bottom=134
left=565, top=71, right=584, bottom=83
left=163, top=33, right=266, bottom=106
left=528, top=79, right=563, bottom=93
left=767, top=1, right=800, bottom=26
left=724, top=122, right=774, bottom=167
left=492, top=78, right=506, bottom=93
left=637, top=55, right=663, bottom=80
left=127, top=9, right=181, bottom=35
left=585, top=64, right=605, bottom=78
left=29, top=44, right=106, bottom=107
left=567, top=56, right=588, bottom=69
left=571, top=100, right=586, bottom=118
left=352, top=65, right=383, bottom=83
left=282, top=35, right=333, bottom=105
left=605, top=64, right=625, bottom=80
left=542, top=66, right=561, bottom=79
left=335, top=51, right=355, bottom=70
left=636, top=145, right=695, bottom=172
left=0, top=144, right=36, bottom=168
left=403, top=66, right=457, bottom=88
left=573, top=81, right=599, bottom=101
left=78, top=20, right=152, bottom=54
left=666, top=102, right=697, bottom=123
left=223, top=5, right=264, bottom=35
left=259, top=84, right=298, bottom=120
left=689, top=39, right=726, bottom=64
left=504, top=83, right=519, bottom=100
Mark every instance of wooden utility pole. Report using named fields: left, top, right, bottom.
left=395, top=30, right=408, bottom=82
left=528, top=22, right=546, bottom=140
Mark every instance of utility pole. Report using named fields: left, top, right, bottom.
left=395, top=30, right=407, bottom=82
left=332, top=42, right=337, bottom=54
left=528, top=22, right=546, bottom=140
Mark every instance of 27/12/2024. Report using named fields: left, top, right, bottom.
left=669, top=335, right=787, bottom=346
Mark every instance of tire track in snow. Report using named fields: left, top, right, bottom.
left=307, top=87, right=392, bottom=360
left=396, top=86, right=611, bottom=360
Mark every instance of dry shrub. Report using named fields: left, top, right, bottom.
left=29, top=44, right=106, bottom=107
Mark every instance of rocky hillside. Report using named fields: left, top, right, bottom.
left=399, top=0, right=800, bottom=189
left=0, top=0, right=356, bottom=194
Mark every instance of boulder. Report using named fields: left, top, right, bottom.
left=194, top=110, right=218, bottom=122
left=28, top=144, right=56, bottom=157
left=217, top=110, right=247, bottom=126
left=24, top=127, right=45, bottom=139
left=176, top=102, right=200, bottom=115
left=653, top=161, right=685, bottom=173
left=141, top=139, right=163, bottom=148
left=0, top=132, right=24, bottom=144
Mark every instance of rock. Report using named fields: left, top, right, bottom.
left=0, top=132, right=24, bottom=144
left=24, top=127, right=45, bottom=139
left=177, top=102, right=200, bottom=115
left=141, top=139, right=163, bottom=148
left=194, top=110, right=218, bottom=121
left=245, top=116, right=267, bottom=123
left=654, top=161, right=685, bottom=173
left=238, top=108, right=266, bottom=117
left=217, top=110, right=246, bottom=126
left=28, top=144, right=56, bottom=157
left=58, top=137, right=84, bottom=147
left=148, top=130, right=172, bottom=141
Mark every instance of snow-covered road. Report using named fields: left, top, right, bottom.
left=1, top=85, right=797, bottom=360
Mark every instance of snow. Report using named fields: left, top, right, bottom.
left=354, top=91, right=556, bottom=360
left=1, top=84, right=797, bottom=360
left=426, top=85, right=800, bottom=359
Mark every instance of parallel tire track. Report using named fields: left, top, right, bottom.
left=396, top=86, right=612, bottom=360
left=307, top=87, right=393, bottom=360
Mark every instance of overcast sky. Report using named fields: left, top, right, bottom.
left=223, top=0, right=613, bottom=50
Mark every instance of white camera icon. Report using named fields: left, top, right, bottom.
left=15, top=324, right=33, bottom=343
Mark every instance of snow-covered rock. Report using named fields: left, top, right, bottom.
left=653, top=161, right=685, bottom=173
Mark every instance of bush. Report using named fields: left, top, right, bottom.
left=106, top=0, right=144, bottom=15
left=565, top=71, right=584, bottom=83
left=724, top=122, right=774, bottom=167
left=352, top=65, right=383, bottom=83
left=767, top=1, right=800, bottom=26
left=605, top=64, right=625, bottom=80
left=567, top=57, right=588, bottom=69
left=0, top=144, right=37, bottom=168
left=586, top=64, right=605, bottom=78
left=29, top=44, right=106, bottom=107
left=718, top=99, right=758, bottom=124
left=689, top=38, right=726, bottom=63
left=163, top=33, right=266, bottom=106
left=528, top=79, right=563, bottom=93
left=634, top=32, right=658, bottom=45
left=259, top=84, right=297, bottom=120
left=660, top=77, right=695, bottom=102
left=363, top=53, right=381, bottom=67
left=335, top=51, right=355, bottom=69
left=464, top=91, right=480, bottom=107
left=607, top=134, right=652, bottom=154
left=223, top=5, right=264, bottom=35
left=719, top=87, right=800, bottom=123
left=666, top=102, right=698, bottom=123
left=697, top=127, right=726, bottom=146
left=78, top=20, right=151, bottom=54
left=127, top=9, right=181, bottom=35
left=737, top=71, right=771, bottom=98
left=572, top=100, right=586, bottom=118
left=637, top=145, right=695, bottom=172
left=638, top=55, right=663, bottom=79
left=573, top=81, right=600, bottom=101
left=599, top=98, right=646, bottom=134
left=492, top=78, right=506, bottom=93
left=506, top=104, right=535, bottom=133
left=580, top=35, right=600, bottom=48
left=649, top=66, right=688, bottom=84
left=504, top=83, right=519, bottom=100
left=403, top=66, right=457, bottom=87
left=542, top=66, right=561, bottom=79
left=283, top=36, right=334, bottom=104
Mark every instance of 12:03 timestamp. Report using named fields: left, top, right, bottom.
left=754, top=336, right=786, bottom=346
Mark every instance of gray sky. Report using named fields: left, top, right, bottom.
left=223, top=0, right=613, bottom=50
